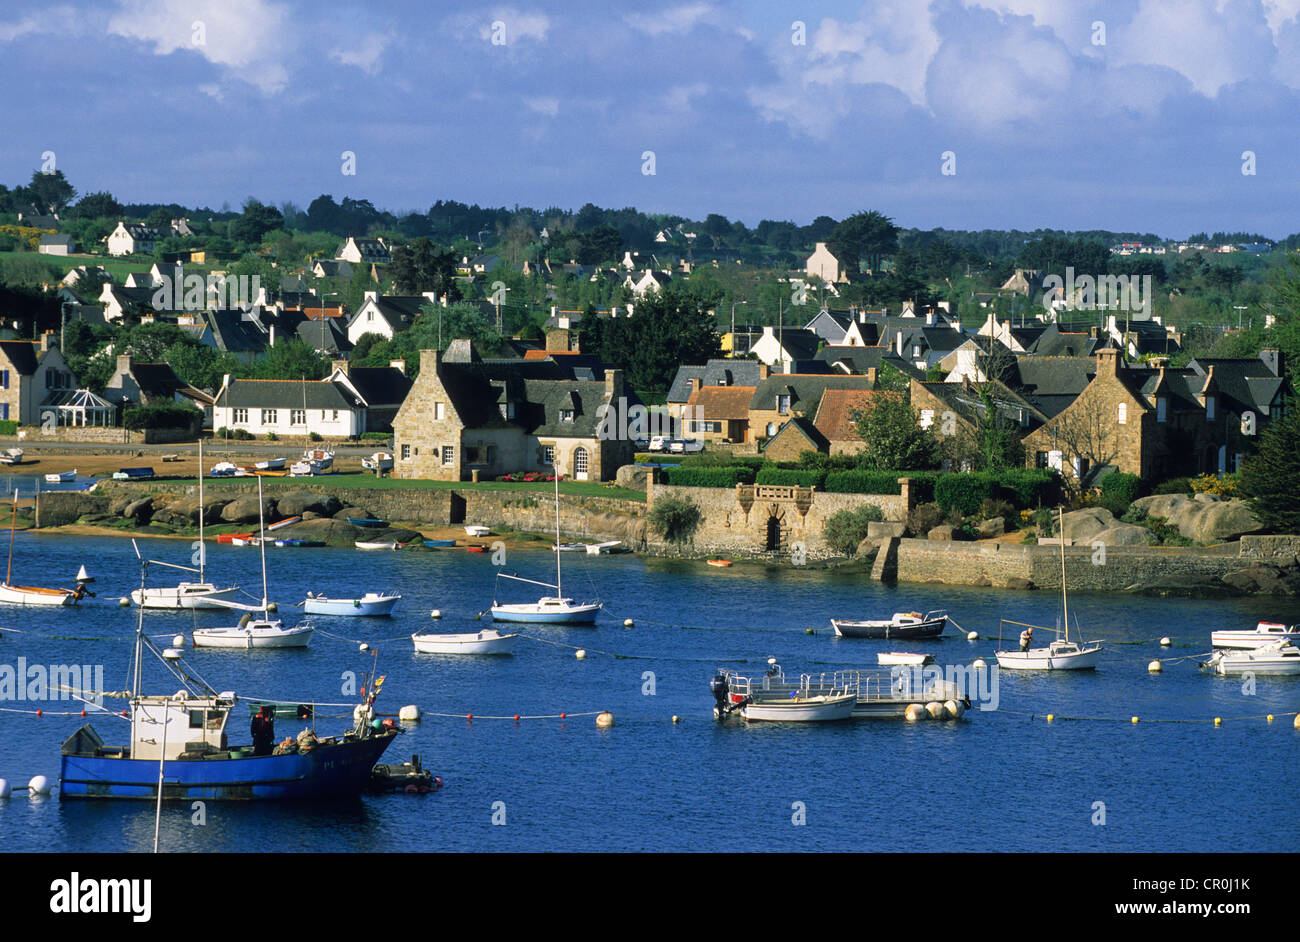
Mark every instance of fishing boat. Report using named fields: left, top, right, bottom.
left=192, top=478, right=313, bottom=650
left=59, top=590, right=397, bottom=800
left=133, top=443, right=242, bottom=610
left=1203, top=640, right=1300, bottom=676
left=303, top=591, right=400, bottom=616
left=44, top=469, right=76, bottom=483
left=291, top=449, right=334, bottom=476
left=362, top=452, right=393, bottom=471
left=0, top=493, right=83, bottom=606
left=831, top=610, right=949, bottom=640
left=355, top=540, right=401, bottom=551
left=490, top=471, right=602, bottom=625
left=995, top=508, right=1102, bottom=671
left=740, top=692, right=857, bottom=722
left=1211, top=621, right=1300, bottom=650
left=877, top=652, right=934, bottom=666
left=411, top=628, right=517, bottom=655
left=0, top=448, right=23, bottom=465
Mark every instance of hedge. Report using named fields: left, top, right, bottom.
left=824, top=470, right=905, bottom=494
left=659, top=465, right=756, bottom=487
left=679, top=453, right=766, bottom=471
left=122, top=402, right=202, bottom=431
left=0, top=419, right=16, bottom=436
left=755, top=466, right=826, bottom=487
left=934, top=470, right=1061, bottom=515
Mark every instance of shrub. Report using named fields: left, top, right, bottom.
left=647, top=494, right=702, bottom=545
left=906, top=501, right=944, bottom=537
left=659, top=465, right=756, bottom=487
left=823, top=505, right=885, bottom=555
left=935, top=474, right=995, bottom=516
left=265, top=431, right=278, bottom=442
left=122, top=402, right=202, bottom=432
left=794, top=451, right=859, bottom=472
left=1152, top=477, right=1194, bottom=495
left=679, top=453, right=765, bottom=470
left=308, top=431, right=323, bottom=442
left=1191, top=472, right=1239, bottom=498
left=979, top=497, right=1017, bottom=527
left=824, top=470, right=906, bottom=494
left=1032, top=507, right=1055, bottom=536
left=755, top=466, right=825, bottom=488
left=0, top=419, right=17, bottom=436
left=1098, top=471, right=1147, bottom=516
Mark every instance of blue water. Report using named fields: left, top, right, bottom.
left=0, top=532, right=1297, bottom=852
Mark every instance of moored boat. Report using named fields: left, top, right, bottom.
left=255, top=457, right=287, bottom=471
left=0, top=493, right=83, bottom=606
left=411, top=628, right=517, bottom=655
left=464, top=525, right=491, bottom=537
left=423, top=539, right=457, bottom=548
left=303, top=591, right=401, bottom=616
left=831, top=610, right=949, bottom=640
left=361, top=452, right=394, bottom=471
left=0, top=448, right=23, bottom=465
left=1211, top=621, right=1300, bottom=649
left=740, top=692, right=857, bottom=722
left=878, top=652, right=934, bottom=666
left=44, top=469, right=76, bottom=483
left=1203, top=640, right=1300, bottom=676
left=355, top=540, right=401, bottom=551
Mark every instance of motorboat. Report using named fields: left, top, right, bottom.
left=1211, top=621, right=1300, bottom=649
left=740, top=692, right=857, bottom=722
left=464, top=525, right=491, bottom=537
left=292, top=449, right=334, bottom=476
left=877, top=652, right=934, bottom=666
left=209, top=461, right=238, bottom=477
left=1203, top=640, right=1300, bottom=676
left=831, top=610, right=949, bottom=640
left=44, top=469, right=76, bottom=483
left=411, top=628, right=517, bottom=655
left=303, top=592, right=400, bottom=616
left=711, top=662, right=971, bottom=721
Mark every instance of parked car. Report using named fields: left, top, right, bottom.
left=648, top=436, right=667, bottom=452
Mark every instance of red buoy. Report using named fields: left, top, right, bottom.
left=514, top=714, right=520, bottom=721
left=467, top=713, right=473, bottom=721
left=560, top=712, right=566, bottom=719
left=36, top=709, right=42, bottom=717
left=80, top=710, right=86, bottom=717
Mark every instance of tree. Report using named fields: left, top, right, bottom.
left=829, top=211, right=900, bottom=277
left=71, top=191, right=123, bottom=219
left=823, top=505, right=885, bottom=555
left=647, top=494, right=702, bottom=546
left=1239, top=408, right=1300, bottom=532
left=388, top=237, right=459, bottom=298
left=254, top=338, right=328, bottom=380
left=26, top=169, right=76, bottom=211
left=231, top=199, right=283, bottom=245
left=593, top=286, right=722, bottom=398
left=851, top=394, right=940, bottom=470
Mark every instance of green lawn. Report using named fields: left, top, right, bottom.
left=0, top=250, right=209, bottom=283
left=318, top=474, right=645, bottom=501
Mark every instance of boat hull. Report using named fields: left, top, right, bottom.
left=1211, top=628, right=1300, bottom=649
left=303, top=595, right=399, bottom=616
left=411, top=630, right=517, bottom=655
left=0, top=583, right=78, bottom=606
left=192, top=626, right=314, bottom=648
left=831, top=617, right=947, bottom=640
left=490, top=602, right=601, bottom=624
left=995, top=645, right=1102, bottom=670
left=131, top=584, right=242, bottom=610
left=741, top=693, right=856, bottom=722
left=59, top=731, right=396, bottom=800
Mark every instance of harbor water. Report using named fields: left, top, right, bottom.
left=0, top=533, right=1296, bottom=852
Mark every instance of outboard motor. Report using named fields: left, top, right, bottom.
left=709, top=673, right=730, bottom=716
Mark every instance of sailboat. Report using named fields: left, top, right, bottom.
left=489, top=470, right=602, bottom=625
left=192, top=477, right=314, bottom=649
left=59, top=566, right=397, bottom=800
left=0, top=492, right=84, bottom=606
left=132, top=440, right=241, bottom=610
left=995, top=507, right=1102, bottom=671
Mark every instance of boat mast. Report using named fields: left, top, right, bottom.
left=197, top=438, right=205, bottom=582
left=1059, top=506, right=1069, bottom=644
left=554, top=464, right=562, bottom=596
left=5, top=490, right=15, bottom=586
left=257, top=475, right=269, bottom=612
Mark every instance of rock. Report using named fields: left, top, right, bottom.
left=276, top=491, right=343, bottom=518
left=866, top=521, right=905, bottom=540
left=122, top=498, right=154, bottom=523
left=220, top=494, right=276, bottom=524
left=1131, top=494, right=1190, bottom=520
left=300, top=511, right=320, bottom=520
left=977, top=517, right=1005, bottom=539
left=1005, top=577, right=1036, bottom=590
left=927, top=524, right=953, bottom=541
left=1091, top=524, right=1156, bottom=546
left=1184, top=500, right=1262, bottom=544
left=108, top=496, right=134, bottom=516
left=1058, top=507, right=1117, bottom=543
left=158, top=497, right=202, bottom=527
left=855, top=537, right=879, bottom=557
left=1193, top=492, right=1220, bottom=504
left=1134, top=577, right=1242, bottom=599
left=333, top=507, right=374, bottom=522
left=272, top=517, right=368, bottom=546
left=1222, top=565, right=1300, bottom=596
left=36, top=493, right=110, bottom=528
left=615, top=464, right=649, bottom=490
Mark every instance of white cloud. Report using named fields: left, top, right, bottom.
left=332, top=32, right=391, bottom=75
left=524, top=95, right=559, bottom=117
left=472, top=8, right=550, bottom=43
left=0, top=5, right=79, bottom=42
left=108, top=0, right=293, bottom=93
left=625, top=3, right=714, bottom=36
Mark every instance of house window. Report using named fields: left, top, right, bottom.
left=500, top=403, right=515, bottom=420
left=290, top=409, right=305, bottom=425
left=542, top=445, right=555, bottom=466
left=919, top=409, right=934, bottom=429
left=233, top=408, right=248, bottom=424
left=1035, top=451, right=1049, bottom=468
left=766, top=422, right=777, bottom=437
left=1117, top=403, right=1127, bottom=425
left=560, top=409, right=575, bottom=423
left=1156, top=398, right=1167, bottom=423
left=435, top=402, right=444, bottom=421
left=777, top=395, right=790, bottom=415
left=441, top=446, right=454, bottom=465
left=401, top=444, right=410, bottom=459
left=1206, top=395, right=1216, bottom=421
left=0, top=370, right=8, bottom=389
left=0, top=404, right=7, bottom=421
left=261, top=409, right=277, bottom=425
left=573, top=446, right=589, bottom=479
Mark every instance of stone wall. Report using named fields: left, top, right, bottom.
left=1238, top=535, right=1300, bottom=560
left=16, top=425, right=194, bottom=444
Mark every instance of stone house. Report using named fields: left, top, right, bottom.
left=103, top=355, right=216, bottom=423
left=748, top=374, right=873, bottom=443
left=391, top=341, right=637, bottom=482
left=666, top=359, right=769, bottom=426
left=761, top=416, right=830, bottom=462
left=0, top=334, right=79, bottom=425
left=682, top=381, right=756, bottom=444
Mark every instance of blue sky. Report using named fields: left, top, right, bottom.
left=3, top=0, right=1300, bottom=237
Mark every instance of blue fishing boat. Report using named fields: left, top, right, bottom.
left=58, top=561, right=399, bottom=801
left=423, top=539, right=456, bottom=548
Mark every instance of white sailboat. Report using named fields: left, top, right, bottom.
left=490, top=469, right=602, bottom=625
left=995, top=507, right=1102, bottom=671
left=131, top=440, right=241, bottom=610
left=0, top=492, right=83, bottom=606
left=192, top=477, right=313, bottom=649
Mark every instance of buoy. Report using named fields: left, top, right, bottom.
left=163, top=648, right=182, bottom=660
left=972, top=658, right=987, bottom=670
left=944, top=699, right=964, bottom=720
left=28, top=775, right=49, bottom=796
left=1214, top=717, right=1222, bottom=726
left=430, top=609, right=442, bottom=619
left=1293, top=714, right=1300, bottom=730
left=560, top=712, right=566, bottom=719
left=904, top=703, right=926, bottom=722
left=0, top=779, right=9, bottom=799
left=267, top=602, right=277, bottom=613
left=172, top=635, right=185, bottom=648
left=398, top=705, right=420, bottom=722
left=767, top=656, right=777, bottom=666
left=1148, top=660, right=1162, bottom=673
left=1046, top=714, right=1054, bottom=722
left=575, top=649, right=586, bottom=659
left=672, top=715, right=680, bottom=724
left=1267, top=714, right=1274, bottom=723
left=467, top=713, right=472, bottom=721
left=596, top=711, right=614, bottom=728
left=118, top=597, right=130, bottom=607
left=805, top=628, right=814, bottom=635
left=1131, top=716, right=1139, bottom=724
left=1160, top=637, right=1172, bottom=646
left=35, top=709, right=41, bottom=717
left=623, top=618, right=634, bottom=628
left=925, top=701, right=944, bottom=720
left=966, top=631, right=978, bottom=641
left=513, top=714, right=520, bottom=721
left=359, top=643, right=369, bottom=652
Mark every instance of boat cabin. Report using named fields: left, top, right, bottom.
left=129, top=693, right=236, bottom=760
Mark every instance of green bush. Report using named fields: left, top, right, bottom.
left=679, top=453, right=765, bottom=470
left=934, top=470, right=1061, bottom=515
left=1152, top=477, right=1194, bottom=495
left=906, top=502, right=944, bottom=537
left=0, top=419, right=17, bottom=436
left=647, top=494, right=702, bottom=545
left=1098, top=471, right=1147, bottom=515
left=793, top=451, right=859, bottom=472
left=755, top=466, right=826, bottom=488
left=824, top=470, right=904, bottom=494
left=659, top=465, right=756, bottom=487
left=265, top=431, right=278, bottom=442
left=979, top=497, right=1017, bottom=527
left=122, top=402, right=202, bottom=432
left=823, top=505, right=885, bottom=555
left=308, top=431, right=323, bottom=442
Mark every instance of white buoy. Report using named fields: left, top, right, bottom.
left=904, top=703, right=926, bottom=721
left=163, top=648, right=182, bottom=660
left=575, top=649, right=587, bottom=659
left=172, top=635, right=185, bottom=648
left=672, top=715, right=680, bottom=724
left=398, top=705, right=421, bottom=722
left=27, top=775, right=49, bottom=796
left=596, top=711, right=614, bottom=728
left=266, top=602, right=277, bottom=613
left=1148, top=660, right=1162, bottom=673
left=944, top=699, right=964, bottom=720
left=623, top=618, right=634, bottom=628
left=430, top=609, right=442, bottom=619
left=119, top=597, right=130, bottom=607
left=767, top=656, right=777, bottom=666
left=1294, top=714, right=1300, bottom=730
left=1160, top=637, right=1172, bottom=647
left=925, top=701, right=945, bottom=720
left=966, top=631, right=978, bottom=641
left=972, top=658, right=987, bottom=670
left=359, top=643, right=369, bottom=652
left=0, top=779, right=9, bottom=799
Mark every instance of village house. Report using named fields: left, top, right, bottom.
left=0, top=334, right=79, bottom=425
left=38, top=234, right=75, bottom=256
left=346, top=291, right=438, bottom=344
left=105, top=221, right=160, bottom=257
left=665, top=359, right=769, bottom=427
left=335, top=236, right=391, bottom=265
left=212, top=376, right=367, bottom=438
left=749, top=326, right=823, bottom=372
left=682, top=380, right=756, bottom=444
left=910, top=377, right=1046, bottom=470
left=803, top=307, right=874, bottom=346
left=390, top=340, right=638, bottom=482
left=805, top=242, right=849, bottom=284
left=748, top=373, right=874, bottom=444
left=102, top=355, right=216, bottom=419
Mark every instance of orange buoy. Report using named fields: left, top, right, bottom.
left=560, top=712, right=566, bottom=719
left=35, top=709, right=42, bottom=717
left=514, top=714, right=520, bottom=721
left=467, top=713, right=473, bottom=721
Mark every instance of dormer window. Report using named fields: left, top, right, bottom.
left=499, top=402, right=516, bottom=420
left=1206, top=395, right=1216, bottom=421
left=1156, top=397, right=1167, bottom=423
left=559, top=408, right=575, bottom=423
left=777, top=395, right=790, bottom=415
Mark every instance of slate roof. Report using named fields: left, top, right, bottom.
left=1184, top=357, right=1286, bottom=413
left=295, top=317, right=352, bottom=355
left=205, top=310, right=268, bottom=355
left=768, top=328, right=822, bottom=361
left=0, top=340, right=40, bottom=375
left=915, top=380, right=1046, bottom=430
left=349, top=295, right=429, bottom=333
left=749, top=374, right=873, bottom=417
left=121, top=362, right=215, bottom=405
left=666, top=359, right=767, bottom=404
left=343, top=366, right=412, bottom=406
left=1005, top=355, right=1097, bottom=417
left=214, top=379, right=361, bottom=410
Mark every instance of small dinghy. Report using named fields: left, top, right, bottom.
left=411, top=628, right=517, bottom=655
left=877, top=652, right=934, bottom=666
left=267, top=516, right=301, bottom=531
left=355, top=540, right=401, bottom=551
left=44, top=469, right=77, bottom=483
left=464, top=525, right=491, bottom=538
left=465, top=544, right=488, bottom=553
left=741, top=692, right=857, bottom=723
left=707, top=559, right=733, bottom=567
left=303, top=592, right=401, bottom=616
left=424, top=539, right=457, bottom=548
left=552, top=542, right=585, bottom=552
left=362, top=453, right=394, bottom=471
left=255, top=457, right=287, bottom=471
left=0, top=448, right=23, bottom=465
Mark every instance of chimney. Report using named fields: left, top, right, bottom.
left=605, top=368, right=625, bottom=399
left=40, top=331, right=55, bottom=353
left=116, top=354, right=132, bottom=374
left=1096, top=347, right=1120, bottom=378
left=389, top=359, right=406, bottom=375
left=895, top=331, right=904, bottom=357
left=689, top=377, right=703, bottom=394
left=925, top=309, right=935, bottom=326
left=332, top=358, right=349, bottom=376
left=1259, top=348, right=1281, bottom=377
left=866, top=366, right=878, bottom=387
left=420, top=348, right=442, bottom=376
left=758, top=363, right=771, bottom=380
left=364, top=290, right=378, bottom=302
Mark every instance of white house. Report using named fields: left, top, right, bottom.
left=106, top=222, right=160, bottom=257
left=335, top=236, right=391, bottom=265
left=805, top=242, right=848, bottom=284
left=38, top=234, right=75, bottom=256
left=212, top=375, right=366, bottom=438
left=346, top=291, right=439, bottom=344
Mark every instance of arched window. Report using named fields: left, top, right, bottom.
left=573, top=446, right=589, bottom=480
